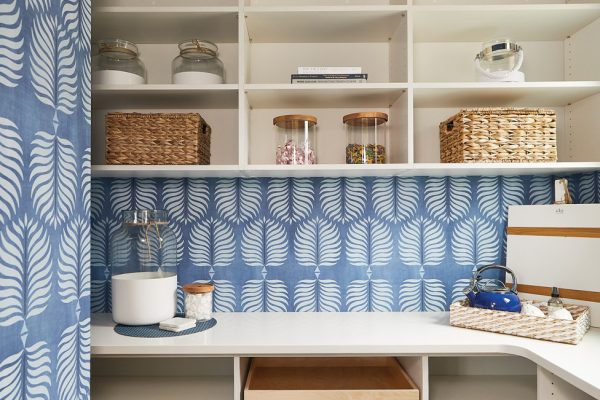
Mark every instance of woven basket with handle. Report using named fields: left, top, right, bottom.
left=440, top=107, right=557, bottom=163
left=450, top=300, right=591, bottom=344
left=106, top=112, right=211, bottom=165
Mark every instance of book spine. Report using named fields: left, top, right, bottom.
left=297, top=67, right=362, bottom=74
left=290, top=74, right=368, bottom=80
left=291, top=79, right=367, bottom=83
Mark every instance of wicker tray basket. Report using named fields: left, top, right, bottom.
left=450, top=300, right=591, bottom=344
left=106, top=112, right=211, bottom=165
left=440, top=107, right=557, bottom=163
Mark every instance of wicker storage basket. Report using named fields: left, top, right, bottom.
left=450, top=300, right=591, bottom=345
left=106, top=112, right=211, bottom=165
left=440, top=108, right=557, bottom=163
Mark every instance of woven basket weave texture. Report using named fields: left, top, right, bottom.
left=106, top=112, right=211, bottom=165
left=440, top=107, right=557, bottom=163
left=450, top=300, right=591, bottom=345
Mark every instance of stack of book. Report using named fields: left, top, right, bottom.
left=291, top=67, right=367, bottom=84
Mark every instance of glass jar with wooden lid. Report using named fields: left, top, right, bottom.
left=344, top=112, right=388, bottom=164
left=183, top=283, right=214, bottom=321
left=92, top=39, right=146, bottom=85
left=274, top=114, right=317, bottom=165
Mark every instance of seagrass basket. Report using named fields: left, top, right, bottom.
left=440, top=108, right=557, bottom=163
left=106, top=112, right=211, bottom=165
left=450, top=300, right=591, bottom=345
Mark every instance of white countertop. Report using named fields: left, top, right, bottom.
left=92, top=312, right=600, bottom=398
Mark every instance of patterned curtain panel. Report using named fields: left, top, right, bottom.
left=0, top=0, right=91, bottom=399
left=91, top=173, right=599, bottom=313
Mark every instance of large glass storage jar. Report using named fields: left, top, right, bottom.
left=274, top=114, right=317, bottom=165
left=92, top=39, right=146, bottom=85
left=172, top=40, right=225, bottom=84
left=344, top=112, right=388, bottom=164
left=475, top=39, right=524, bottom=82
left=110, top=210, right=177, bottom=325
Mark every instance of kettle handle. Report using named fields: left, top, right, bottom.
left=475, top=264, right=518, bottom=294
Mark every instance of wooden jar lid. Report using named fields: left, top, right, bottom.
left=183, top=283, right=214, bottom=294
left=343, top=112, right=388, bottom=126
left=273, top=114, right=318, bottom=129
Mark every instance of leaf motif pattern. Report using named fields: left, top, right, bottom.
left=424, top=177, right=471, bottom=222
left=268, top=178, right=314, bottom=224
left=346, top=279, right=393, bottom=312
left=193, top=279, right=237, bottom=312
left=80, top=52, right=90, bottom=124
left=320, top=178, right=366, bottom=223
left=29, top=13, right=77, bottom=115
left=294, top=217, right=341, bottom=269
left=189, top=218, right=235, bottom=268
left=90, top=179, right=104, bottom=221
left=30, top=131, right=77, bottom=228
left=0, top=0, right=24, bottom=88
left=0, top=217, right=52, bottom=326
left=241, top=217, right=287, bottom=268
left=527, top=176, right=553, bottom=205
left=398, top=216, right=445, bottom=267
left=346, top=217, right=393, bottom=268
left=241, top=279, right=288, bottom=312
left=578, top=172, right=600, bottom=204
left=0, top=117, right=23, bottom=226
left=477, top=176, right=525, bottom=222
left=58, top=217, right=90, bottom=304
left=57, top=319, right=91, bottom=400
left=163, top=179, right=209, bottom=225
left=215, top=178, right=261, bottom=224
left=372, top=177, right=419, bottom=223
left=452, top=216, right=500, bottom=270
left=90, top=218, right=118, bottom=270
left=91, top=279, right=111, bottom=313
left=294, top=279, right=341, bottom=312
left=451, top=278, right=471, bottom=303
left=81, top=149, right=91, bottom=217
left=25, top=0, right=49, bottom=11
left=398, top=279, right=447, bottom=312
left=0, top=341, right=51, bottom=400
left=109, top=178, right=157, bottom=218
left=62, top=0, right=91, bottom=52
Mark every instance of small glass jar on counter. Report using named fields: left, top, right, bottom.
left=183, top=283, right=214, bottom=321
left=92, top=39, right=146, bottom=85
left=274, top=114, right=317, bottom=165
left=344, top=112, right=388, bottom=164
left=172, top=40, right=225, bottom=84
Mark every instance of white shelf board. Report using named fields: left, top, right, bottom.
left=92, top=162, right=600, bottom=178
left=92, top=7, right=239, bottom=43
left=245, top=83, right=408, bottom=108
left=429, top=375, right=536, bottom=400
left=244, top=6, right=407, bottom=43
left=92, top=84, right=239, bottom=109
left=91, top=165, right=242, bottom=178
left=413, top=4, right=600, bottom=42
left=91, top=376, right=233, bottom=400
left=413, top=81, right=600, bottom=108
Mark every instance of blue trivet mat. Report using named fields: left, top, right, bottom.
left=114, top=317, right=217, bottom=338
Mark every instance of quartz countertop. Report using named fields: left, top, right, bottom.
left=92, top=312, right=600, bottom=398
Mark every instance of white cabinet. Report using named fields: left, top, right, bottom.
left=91, top=0, right=600, bottom=178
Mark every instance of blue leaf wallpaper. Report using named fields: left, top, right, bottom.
left=0, top=0, right=90, bottom=398
left=91, top=172, right=599, bottom=313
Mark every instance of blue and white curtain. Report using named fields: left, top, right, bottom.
left=0, top=0, right=91, bottom=399
left=91, top=173, right=599, bottom=313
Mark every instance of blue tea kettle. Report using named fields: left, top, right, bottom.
left=463, top=265, right=522, bottom=313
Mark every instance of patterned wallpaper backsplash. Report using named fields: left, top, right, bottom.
left=91, top=172, right=599, bottom=313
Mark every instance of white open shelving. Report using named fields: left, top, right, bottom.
left=91, top=0, right=600, bottom=178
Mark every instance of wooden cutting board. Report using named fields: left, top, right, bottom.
left=507, top=204, right=600, bottom=327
